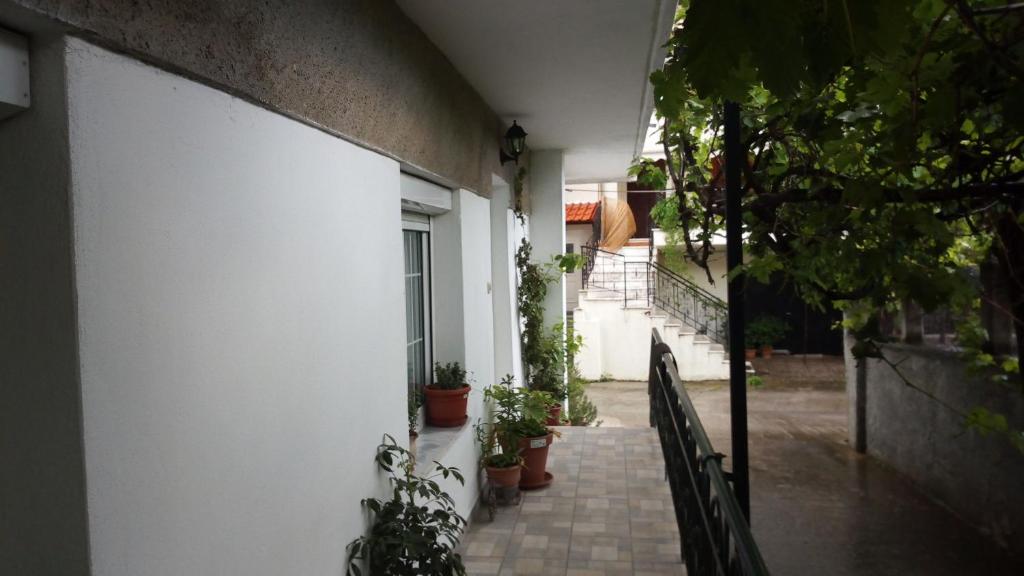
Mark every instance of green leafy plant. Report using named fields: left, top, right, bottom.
left=517, top=385, right=552, bottom=438
left=564, top=321, right=600, bottom=426
left=346, top=435, right=467, bottom=576
left=476, top=375, right=524, bottom=469
left=513, top=166, right=527, bottom=224
left=642, top=1, right=1024, bottom=451
left=515, top=240, right=585, bottom=403
left=748, top=375, right=765, bottom=389
left=567, top=371, right=600, bottom=426
left=483, top=375, right=553, bottom=444
left=745, top=316, right=790, bottom=349
left=475, top=421, right=520, bottom=470
left=433, top=362, right=469, bottom=391
left=528, top=327, right=569, bottom=401
left=408, top=391, right=422, bottom=435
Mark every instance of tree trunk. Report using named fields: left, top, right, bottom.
left=993, top=208, right=1024, bottom=385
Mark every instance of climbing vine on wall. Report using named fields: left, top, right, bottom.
left=513, top=166, right=527, bottom=224
left=514, top=238, right=584, bottom=402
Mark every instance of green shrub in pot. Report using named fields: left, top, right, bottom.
left=345, top=435, right=466, bottom=575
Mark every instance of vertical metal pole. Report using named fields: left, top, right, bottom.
left=724, top=100, right=751, bottom=519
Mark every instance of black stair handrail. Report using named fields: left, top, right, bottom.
left=581, top=244, right=652, bottom=308
left=580, top=246, right=729, bottom=338
left=580, top=244, right=624, bottom=290
left=650, top=262, right=729, bottom=345
left=649, top=329, right=770, bottom=576
left=650, top=261, right=726, bottom=309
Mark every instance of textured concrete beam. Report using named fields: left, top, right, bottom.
left=5, top=0, right=505, bottom=195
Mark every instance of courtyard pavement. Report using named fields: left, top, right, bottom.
left=459, top=427, right=684, bottom=575
left=461, top=356, right=1024, bottom=575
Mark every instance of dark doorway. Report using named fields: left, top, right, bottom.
left=625, top=188, right=663, bottom=239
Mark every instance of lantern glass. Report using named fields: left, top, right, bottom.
left=505, top=121, right=527, bottom=157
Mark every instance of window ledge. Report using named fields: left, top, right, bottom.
left=414, top=423, right=468, bottom=472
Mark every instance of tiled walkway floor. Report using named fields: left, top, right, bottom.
left=459, top=427, right=685, bottom=576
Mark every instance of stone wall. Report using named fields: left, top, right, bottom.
left=848, top=342, right=1024, bottom=553
left=1, top=0, right=505, bottom=195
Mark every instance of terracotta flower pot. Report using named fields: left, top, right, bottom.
left=518, top=432, right=554, bottom=490
left=745, top=348, right=757, bottom=361
left=760, top=345, right=773, bottom=360
left=486, top=464, right=522, bottom=488
left=546, top=404, right=562, bottom=426
left=424, top=385, right=471, bottom=427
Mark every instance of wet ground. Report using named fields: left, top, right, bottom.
left=583, top=355, right=1024, bottom=575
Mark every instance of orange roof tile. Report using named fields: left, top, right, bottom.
left=566, top=202, right=599, bottom=224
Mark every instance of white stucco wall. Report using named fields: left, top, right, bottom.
left=688, top=250, right=728, bottom=303
left=65, top=39, right=408, bottom=576
left=565, top=224, right=592, bottom=311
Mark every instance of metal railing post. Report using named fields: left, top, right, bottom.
left=623, top=259, right=628, bottom=308
left=725, top=99, right=750, bottom=519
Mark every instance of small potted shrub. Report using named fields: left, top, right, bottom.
left=513, top=385, right=556, bottom=490
left=744, top=344, right=758, bottom=361
left=531, top=364, right=566, bottom=426
left=746, top=315, right=789, bottom=359
left=479, top=375, right=524, bottom=489
left=425, top=362, right=471, bottom=427
left=408, top=391, right=421, bottom=459
left=482, top=376, right=556, bottom=490
left=346, top=435, right=467, bottom=575
left=529, top=325, right=572, bottom=425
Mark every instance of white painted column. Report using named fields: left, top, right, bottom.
left=490, top=175, right=516, bottom=381
left=529, top=150, right=566, bottom=329
left=459, top=189, right=495, bottom=392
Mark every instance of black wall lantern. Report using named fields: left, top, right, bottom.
left=499, top=121, right=527, bottom=164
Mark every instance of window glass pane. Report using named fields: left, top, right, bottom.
left=403, top=229, right=429, bottom=397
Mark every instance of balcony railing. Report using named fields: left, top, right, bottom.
left=649, top=328, right=770, bottom=576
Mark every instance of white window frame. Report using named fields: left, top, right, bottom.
left=403, top=211, right=433, bottom=391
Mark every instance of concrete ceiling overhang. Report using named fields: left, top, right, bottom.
left=396, top=0, right=677, bottom=184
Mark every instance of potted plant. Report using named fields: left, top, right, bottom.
left=408, top=391, right=421, bottom=459
left=479, top=376, right=524, bottom=489
left=425, top=362, right=471, bottom=427
left=512, top=384, right=556, bottom=490
left=529, top=326, right=571, bottom=425
left=482, top=375, right=557, bottom=490
left=346, top=435, right=467, bottom=575
left=746, top=315, right=789, bottom=359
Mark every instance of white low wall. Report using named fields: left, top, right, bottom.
left=574, top=295, right=728, bottom=382
left=576, top=298, right=657, bottom=381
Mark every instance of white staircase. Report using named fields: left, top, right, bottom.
left=574, top=245, right=732, bottom=381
